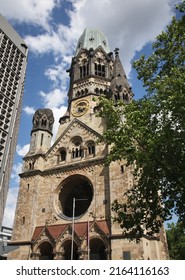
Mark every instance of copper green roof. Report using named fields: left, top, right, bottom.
left=75, top=27, right=110, bottom=55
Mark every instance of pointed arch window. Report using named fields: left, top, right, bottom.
left=80, top=61, right=89, bottom=78
left=41, top=118, right=47, bottom=127
left=95, top=63, right=105, bottom=77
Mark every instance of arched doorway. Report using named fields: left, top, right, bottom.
left=90, top=238, right=107, bottom=260
left=62, top=240, right=79, bottom=260
left=39, top=241, right=53, bottom=260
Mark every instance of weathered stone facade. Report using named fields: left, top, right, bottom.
left=9, top=28, right=168, bottom=260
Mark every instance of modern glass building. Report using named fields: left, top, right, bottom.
left=0, top=14, right=28, bottom=228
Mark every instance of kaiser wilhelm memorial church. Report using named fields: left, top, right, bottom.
left=9, top=28, right=168, bottom=260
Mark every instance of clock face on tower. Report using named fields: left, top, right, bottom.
left=72, top=99, right=89, bottom=117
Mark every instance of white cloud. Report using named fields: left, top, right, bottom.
left=21, top=0, right=178, bottom=79
left=3, top=162, right=23, bottom=227
left=1, top=0, right=179, bottom=78
left=68, top=0, right=178, bottom=74
left=2, top=186, right=19, bottom=228
left=23, top=106, right=35, bottom=115
left=10, top=162, right=23, bottom=183
left=39, top=88, right=67, bottom=108
left=25, top=31, right=64, bottom=55
left=52, top=105, right=68, bottom=141
left=0, top=0, right=60, bottom=30
left=16, top=144, right=30, bottom=157
left=45, top=61, right=69, bottom=87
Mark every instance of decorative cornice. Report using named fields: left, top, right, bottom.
left=19, top=169, right=43, bottom=178
left=23, top=153, right=45, bottom=160
left=19, top=157, right=106, bottom=178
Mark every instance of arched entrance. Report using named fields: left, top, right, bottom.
left=90, top=238, right=107, bottom=260
left=39, top=241, right=53, bottom=260
left=62, top=240, right=79, bottom=260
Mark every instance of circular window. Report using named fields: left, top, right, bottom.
left=57, top=174, right=93, bottom=219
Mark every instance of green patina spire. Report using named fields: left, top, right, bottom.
left=75, top=27, right=110, bottom=55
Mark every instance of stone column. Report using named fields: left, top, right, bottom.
left=53, top=247, right=65, bottom=260
left=105, top=248, right=111, bottom=260
left=31, top=252, right=40, bottom=260
left=78, top=249, right=88, bottom=260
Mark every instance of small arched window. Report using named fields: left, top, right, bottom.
left=87, top=141, right=96, bottom=156
left=71, top=136, right=83, bottom=159
left=41, top=118, right=47, bottom=126
left=60, top=149, right=66, bottom=161
left=114, top=92, right=120, bottom=102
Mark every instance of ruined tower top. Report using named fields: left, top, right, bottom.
left=32, top=108, right=54, bottom=135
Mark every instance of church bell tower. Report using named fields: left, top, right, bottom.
left=9, top=28, right=168, bottom=260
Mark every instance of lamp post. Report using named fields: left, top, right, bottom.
left=87, top=214, right=90, bottom=260
left=71, top=198, right=89, bottom=260
left=71, top=197, right=75, bottom=260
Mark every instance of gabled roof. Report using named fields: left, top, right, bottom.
left=31, top=220, right=110, bottom=242
left=31, top=226, right=44, bottom=241
left=46, top=118, right=103, bottom=158
left=47, top=224, right=68, bottom=239
left=75, top=44, right=111, bottom=62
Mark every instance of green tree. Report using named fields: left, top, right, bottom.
left=98, top=2, right=185, bottom=241
left=166, top=222, right=185, bottom=259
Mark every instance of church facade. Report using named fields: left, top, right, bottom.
left=9, top=28, right=168, bottom=260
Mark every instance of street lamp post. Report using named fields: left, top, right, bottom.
left=71, top=197, right=75, bottom=260
left=87, top=214, right=90, bottom=260
left=71, top=198, right=89, bottom=260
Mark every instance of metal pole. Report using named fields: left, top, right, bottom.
left=71, top=197, right=75, bottom=260
left=87, top=214, right=90, bottom=260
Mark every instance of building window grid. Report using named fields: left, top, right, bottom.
left=0, top=31, right=26, bottom=162
left=0, top=61, right=21, bottom=106
left=95, top=63, right=106, bottom=77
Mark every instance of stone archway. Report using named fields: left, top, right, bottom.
left=90, top=238, right=107, bottom=260
left=62, top=240, right=79, bottom=260
left=38, top=241, right=53, bottom=260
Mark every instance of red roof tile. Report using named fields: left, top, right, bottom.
left=32, top=226, right=44, bottom=241
left=31, top=220, right=110, bottom=242
left=96, top=220, right=110, bottom=235
left=47, top=224, right=68, bottom=239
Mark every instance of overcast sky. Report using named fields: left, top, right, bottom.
left=0, top=0, right=179, bottom=227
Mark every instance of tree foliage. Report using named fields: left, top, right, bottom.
left=166, top=221, right=185, bottom=259
left=98, top=2, right=185, bottom=241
